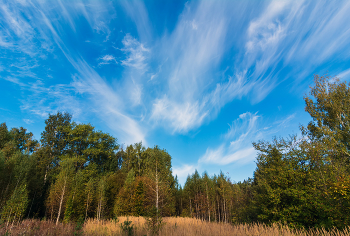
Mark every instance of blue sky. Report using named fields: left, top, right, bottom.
left=1, top=0, right=350, bottom=185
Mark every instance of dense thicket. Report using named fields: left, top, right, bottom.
left=0, top=75, right=349, bottom=229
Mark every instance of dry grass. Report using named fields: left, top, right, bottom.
left=0, top=219, right=76, bottom=236
left=1, top=217, right=350, bottom=235
left=84, top=217, right=350, bottom=236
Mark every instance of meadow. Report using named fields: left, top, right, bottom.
left=1, top=217, right=350, bottom=236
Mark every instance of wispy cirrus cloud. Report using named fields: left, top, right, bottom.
left=119, top=0, right=152, bottom=42
left=149, top=1, right=228, bottom=132
left=0, top=0, right=145, bottom=145
left=71, top=59, right=146, bottom=145
left=147, top=0, right=350, bottom=135
left=199, top=112, right=260, bottom=165
left=198, top=111, right=297, bottom=167
left=147, top=0, right=293, bottom=133
left=240, top=0, right=350, bottom=93
left=20, top=82, right=82, bottom=119
left=174, top=111, right=261, bottom=185
left=120, top=34, right=149, bottom=72
left=98, top=54, right=117, bottom=66
left=151, top=96, right=207, bottom=133
left=338, top=68, right=350, bottom=81
left=200, top=145, right=257, bottom=166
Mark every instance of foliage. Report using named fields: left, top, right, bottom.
left=1, top=184, right=29, bottom=226
left=120, top=218, right=134, bottom=236
left=145, top=206, right=165, bottom=236
left=250, top=75, right=350, bottom=229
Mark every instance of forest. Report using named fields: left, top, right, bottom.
left=1, top=75, right=350, bottom=233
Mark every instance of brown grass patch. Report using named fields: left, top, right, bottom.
left=84, top=217, right=350, bottom=236
left=1, top=217, right=350, bottom=235
left=0, top=219, right=76, bottom=236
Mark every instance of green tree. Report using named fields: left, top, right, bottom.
left=114, top=169, right=136, bottom=216
left=46, top=157, right=75, bottom=225
left=133, top=177, right=146, bottom=216
left=302, top=75, right=350, bottom=227
left=1, top=184, right=28, bottom=227
left=96, top=176, right=107, bottom=221
left=252, top=137, right=325, bottom=228
left=303, top=75, right=350, bottom=155
left=40, top=112, right=72, bottom=184
left=0, top=123, right=11, bottom=150
left=143, top=146, right=175, bottom=216
left=10, top=127, right=38, bottom=154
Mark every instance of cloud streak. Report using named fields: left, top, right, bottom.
left=199, top=112, right=260, bottom=165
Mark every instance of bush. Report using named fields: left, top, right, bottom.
left=145, top=206, right=166, bottom=236
left=120, top=217, right=134, bottom=236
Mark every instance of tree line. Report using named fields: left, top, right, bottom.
left=0, top=75, right=349, bottom=229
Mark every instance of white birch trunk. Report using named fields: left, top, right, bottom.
left=56, top=178, right=66, bottom=225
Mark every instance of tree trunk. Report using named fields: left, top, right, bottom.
left=85, top=192, right=90, bottom=221
left=217, top=195, right=220, bottom=223
left=56, top=178, right=66, bottom=225
left=190, top=198, right=192, bottom=218
left=156, top=161, right=159, bottom=211
left=206, top=182, right=210, bottom=222
left=223, top=199, right=226, bottom=223
left=213, top=201, right=216, bottom=222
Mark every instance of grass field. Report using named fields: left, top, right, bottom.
left=1, top=217, right=350, bottom=235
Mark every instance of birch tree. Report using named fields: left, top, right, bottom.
left=144, top=146, right=175, bottom=216
left=1, top=184, right=28, bottom=227
left=46, top=157, right=75, bottom=225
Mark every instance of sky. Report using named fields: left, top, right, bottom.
left=1, top=0, right=350, bottom=186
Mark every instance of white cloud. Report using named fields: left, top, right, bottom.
left=151, top=96, right=207, bottom=133
left=197, top=111, right=297, bottom=168
left=3, top=77, right=26, bottom=87
left=227, top=112, right=259, bottom=144
left=173, top=164, right=197, bottom=184
left=121, top=34, right=149, bottom=72
left=71, top=0, right=114, bottom=35
left=338, top=68, right=350, bottom=81
left=199, top=112, right=260, bottom=165
left=130, top=79, right=142, bottom=106
left=98, top=54, right=117, bottom=66
left=71, top=59, right=146, bottom=144
left=274, top=113, right=295, bottom=129
left=23, top=119, right=34, bottom=124
left=243, top=0, right=350, bottom=90
left=149, top=1, right=228, bottom=132
left=200, top=145, right=256, bottom=165
left=120, top=0, right=152, bottom=42
left=18, top=80, right=82, bottom=119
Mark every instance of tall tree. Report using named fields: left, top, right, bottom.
left=303, top=75, right=350, bottom=161
left=143, top=146, right=175, bottom=216
left=46, top=157, right=75, bottom=225
left=40, top=112, right=72, bottom=184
